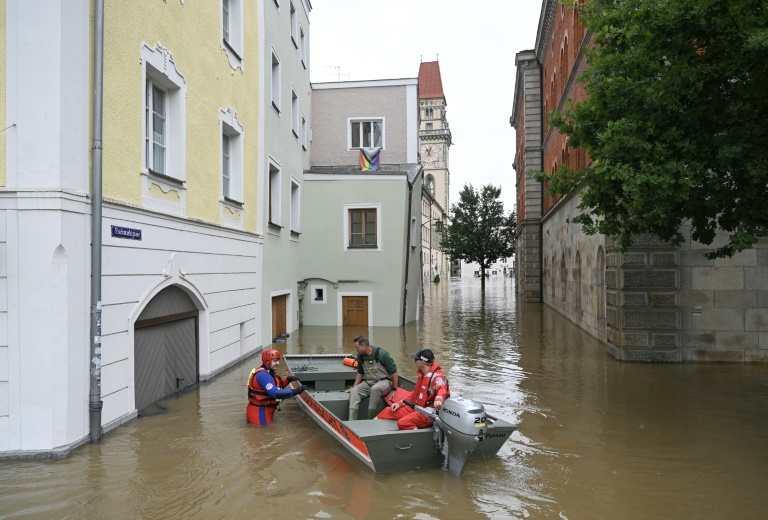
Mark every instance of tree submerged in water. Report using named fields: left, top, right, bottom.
left=440, top=184, right=515, bottom=292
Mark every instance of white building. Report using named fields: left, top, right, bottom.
left=260, top=0, right=312, bottom=344
left=1, top=0, right=267, bottom=456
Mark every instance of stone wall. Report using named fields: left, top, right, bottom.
left=678, top=230, right=768, bottom=362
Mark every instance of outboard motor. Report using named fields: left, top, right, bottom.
left=404, top=396, right=487, bottom=476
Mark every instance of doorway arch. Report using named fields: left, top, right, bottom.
left=134, top=285, right=199, bottom=411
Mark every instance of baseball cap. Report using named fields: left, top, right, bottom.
left=409, top=348, right=434, bottom=363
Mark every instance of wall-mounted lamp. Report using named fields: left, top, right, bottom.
left=434, top=219, right=444, bottom=233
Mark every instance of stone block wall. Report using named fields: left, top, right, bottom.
left=605, top=236, right=682, bottom=362
left=542, top=192, right=607, bottom=342
left=678, top=228, right=768, bottom=362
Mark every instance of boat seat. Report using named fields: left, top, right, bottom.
left=344, top=418, right=402, bottom=437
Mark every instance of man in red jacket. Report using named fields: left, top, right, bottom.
left=376, top=348, right=449, bottom=430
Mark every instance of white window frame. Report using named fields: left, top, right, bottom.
left=301, top=114, right=307, bottom=150
left=290, top=1, right=299, bottom=48
left=145, top=80, right=167, bottom=175
left=221, top=0, right=244, bottom=68
left=290, top=177, right=300, bottom=235
left=220, top=108, right=244, bottom=203
left=299, top=24, right=307, bottom=68
left=310, top=285, right=327, bottom=304
left=291, top=86, right=299, bottom=138
left=141, top=43, right=186, bottom=182
left=268, top=157, right=282, bottom=228
left=348, top=117, right=385, bottom=150
left=271, top=49, right=281, bottom=113
left=343, top=203, right=382, bottom=252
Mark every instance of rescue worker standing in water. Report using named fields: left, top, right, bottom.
left=346, top=336, right=399, bottom=420
left=247, top=349, right=306, bottom=425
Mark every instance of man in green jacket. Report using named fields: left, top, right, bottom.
left=346, top=335, right=399, bottom=420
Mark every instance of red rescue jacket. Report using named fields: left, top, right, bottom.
left=406, top=362, right=449, bottom=408
left=247, top=366, right=285, bottom=408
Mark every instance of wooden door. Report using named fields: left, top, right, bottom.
left=342, top=296, right=369, bottom=327
left=272, top=294, right=287, bottom=340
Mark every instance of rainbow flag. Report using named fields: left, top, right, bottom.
left=360, top=147, right=381, bottom=171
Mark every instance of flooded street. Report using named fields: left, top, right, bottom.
left=3, top=276, right=768, bottom=519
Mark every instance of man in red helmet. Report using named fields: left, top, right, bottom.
left=376, top=348, right=449, bottom=430
left=246, top=349, right=306, bottom=425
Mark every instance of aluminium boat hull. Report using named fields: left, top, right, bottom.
left=285, top=354, right=517, bottom=474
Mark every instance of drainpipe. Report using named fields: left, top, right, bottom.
left=402, top=166, right=424, bottom=325
left=538, top=61, right=545, bottom=303
left=89, top=0, right=105, bottom=443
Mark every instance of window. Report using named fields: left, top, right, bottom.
left=425, top=107, right=433, bottom=118
left=145, top=82, right=166, bottom=174
left=290, top=177, right=300, bottom=234
left=222, top=0, right=230, bottom=41
left=271, top=50, right=281, bottom=112
left=344, top=204, right=381, bottom=251
left=301, top=114, right=307, bottom=150
left=425, top=122, right=433, bottom=131
left=222, top=134, right=230, bottom=196
left=349, top=118, right=384, bottom=149
left=299, top=25, right=307, bottom=68
left=291, top=87, right=299, bottom=138
left=349, top=209, right=377, bottom=247
left=268, top=159, right=282, bottom=227
left=290, top=1, right=299, bottom=48
left=310, top=285, right=327, bottom=304
left=221, top=0, right=243, bottom=66
left=142, top=43, right=186, bottom=181
left=220, top=108, right=244, bottom=202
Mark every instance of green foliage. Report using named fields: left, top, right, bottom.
left=434, top=274, right=441, bottom=284
left=538, top=0, right=768, bottom=258
left=440, top=184, right=515, bottom=289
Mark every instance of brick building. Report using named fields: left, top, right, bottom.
left=511, top=0, right=768, bottom=362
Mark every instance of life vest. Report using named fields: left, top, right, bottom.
left=248, top=366, right=283, bottom=408
left=412, top=363, right=449, bottom=408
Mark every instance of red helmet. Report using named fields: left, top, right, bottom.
left=262, top=349, right=281, bottom=365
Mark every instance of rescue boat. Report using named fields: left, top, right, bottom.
left=285, top=353, right=517, bottom=475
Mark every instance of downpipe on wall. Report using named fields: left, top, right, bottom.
left=90, top=0, right=105, bottom=442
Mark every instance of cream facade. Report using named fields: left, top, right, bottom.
left=259, top=0, right=312, bottom=345
left=1, top=0, right=265, bottom=456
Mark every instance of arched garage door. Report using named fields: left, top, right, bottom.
left=134, top=285, right=198, bottom=411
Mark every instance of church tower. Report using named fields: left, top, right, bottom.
left=418, top=60, right=453, bottom=283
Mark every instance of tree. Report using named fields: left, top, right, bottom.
left=538, top=0, right=768, bottom=258
left=440, top=184, right=515, bottom=291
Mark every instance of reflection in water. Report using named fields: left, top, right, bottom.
left=2, top=276, right=768, bottom=519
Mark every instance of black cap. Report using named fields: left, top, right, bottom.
left=409, top=348, right=434, bottom=363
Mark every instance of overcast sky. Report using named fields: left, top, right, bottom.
left=308, top=0, right=544, bottom=214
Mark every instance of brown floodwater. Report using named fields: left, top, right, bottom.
left=2, top=276, right=768, bottom=519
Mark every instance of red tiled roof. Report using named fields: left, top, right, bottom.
left=418, top=61, right=445, bottom=100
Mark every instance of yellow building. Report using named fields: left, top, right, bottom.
left=0, top=0, right=265, bottom=455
